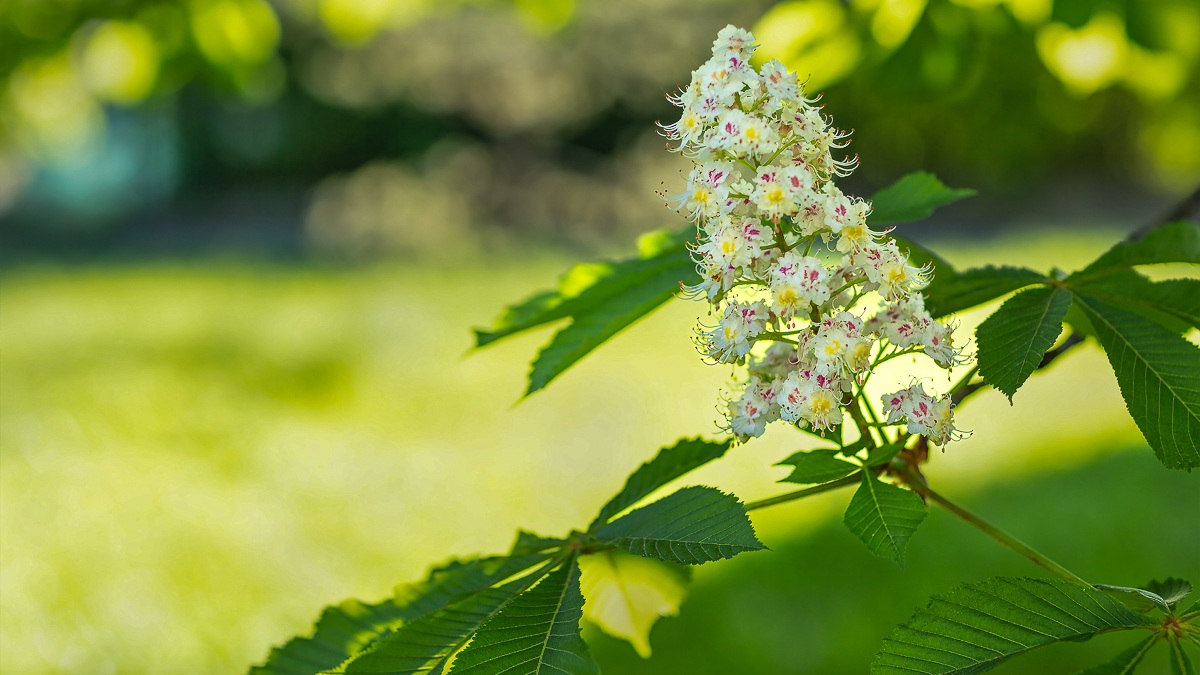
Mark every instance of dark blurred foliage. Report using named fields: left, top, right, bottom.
left=588, top=448, right=1200, bottom=674
left=0, top=0, right=1196, bottom=257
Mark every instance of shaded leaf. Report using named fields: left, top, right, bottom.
left=1074, top=635, right=1158, bottom=675
left=1074, top=294, right=1200, bottom=470
left=843, top=471, right=926, bottom=567
left=251, top=555, right=552, bottom=675
left=867, top=172, right=976, bottom=226
left=526, top=253, right=697, bottom=395
left=590, top=437, right=731, bottom=530
left=333, top=559, right=559, bottom=674
left=864, top=443, right=904, bottom=468
left=871, top=576, right=1156, bottom=675
left=924, top=266, right=1049, bottom=319
left=451, top=557, right=600, bottom=675
left=1144, top=578, right=1193, bottom=608
left=595, top=486, right=765, bottom=565
left=1095, top=583, right=1173, bottom=616
left=976, top=286, right=1072, bottom=401
left=1068, top=271, right=1200, bottom=333
left=777, top=448, right=859, bottom=485
left=1071, top=221, right=1200, bottom=282
left=578, top=549, right=690, bottom=658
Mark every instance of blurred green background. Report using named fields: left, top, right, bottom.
left=1, top=1, right=1198, bottom=674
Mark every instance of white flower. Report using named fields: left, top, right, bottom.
left=673, top=161, right=734, bottom=221
left=712, top=25, right=757, bottom=63
left=880, top=383, right=963, bottom=444
left=700, top=300, right=768, bottom=363
left=759, top=59, right=802, bottom=106
left=709, top=110, right=779, bottom=161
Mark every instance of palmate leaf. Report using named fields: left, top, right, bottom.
left=251, top=554, right=553, bottom=675
left=589, top=437, right=731, bottom=530
left=1168, top=637, right=1198, bottom=675
left=1068, top=271, right=1200, bottom=333
left=777, top=448, right=859, bottom=484
left=975, top=285, right=1072, bottom=401
left=871, top=576, right=1156, bottom=675
left=1075, top=635, right=1159, bottom=675
left=594, top=486, right=765, bottom=565
left=1073, top=294, right=1200, bottom=470
left=451, top=557, right=599, bottom=675
left=924, top=266, right=1049, bottom=319
left=843, top=470, right=927, bottom=567
left=331, top=558, right=560, bottom=675
left=866, top=171, right=976, bottom=226
left=1070, top=220, right=1200, bottom=282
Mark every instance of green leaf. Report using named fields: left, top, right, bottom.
left=864, top=443, right=904, bottom=468
left=893, top=235, right=955, bottom=278
left=1071, top=221, right=1200, bottom=282
left=1074, top=635, right=1159, bottom=675
left=526, top=252, right=697, bottom=395
left=594, top=486, right=765, bottom=565
left=473, top=227, right=693, bottom=349
left=871, top=576, right=1156, bottom=675
left=509, top=531, right=566, bottom=557
left=1073, top=293, right=1200, bottom=470
left=451, top=557, right=600, bottom=675
left=332, top=559, right=559, bottom=674
left=251, top=555, right=553, bottom=675
left=777, top=448, right=859, bottom=484
left=1145, top=578, right=1193, bottom=608
left=1095, top=583, right=1173, bottom=616
left=1169, top=636, right=1197, bottom=675
left=1068, top=271, right=1200, bottom=333
left=589, top=437, right=732, bottom=530
left=924, top=266, right=1049, bottom=319
left=867, top=171, right=976, bottom=226
left=842, top=470, right=926, bottom=567
left=975, top=286, right=1072, bottom=401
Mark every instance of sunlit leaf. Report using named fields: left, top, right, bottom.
left=866, top=171, right=976, bottom=226
left=1073, top=294, right=1200, bottom=470
left=451, top=557, right=600, bottom=675
left=590, top=437, right=731, bottom=530
left=578, top=549, right=690, bottom=658
left=594, top=486, right=765, bottom=565
left=777, top=448, right=859, bottom=484
left=871, top=576, right=1156, bottom=675
left=843, top=470, right=926, bottom=567
left=975, top=285, right=1071, bottom=401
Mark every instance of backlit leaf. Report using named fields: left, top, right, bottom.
left=1070, top=221, right=1200, bottom=282
left=777, top=448, right=859, bottom=484
left=866, top=171, right=976, bottom=226
left=578, top=550, right=690, bottom=658
left=924, top=266, right=1048, bottom=319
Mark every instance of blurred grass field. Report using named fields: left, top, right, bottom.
left=1, top=228, right=1195, bottom=675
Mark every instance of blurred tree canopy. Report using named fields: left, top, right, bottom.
left=0, top=0, right=1196, bottom=252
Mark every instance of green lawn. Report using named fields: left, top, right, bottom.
left=0, top=229, right=1191, bottom=674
